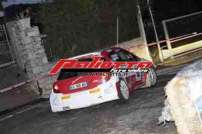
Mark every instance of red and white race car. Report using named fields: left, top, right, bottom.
left=50, top=47, right=157, bottom=112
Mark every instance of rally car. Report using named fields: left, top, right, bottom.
left=50, top=47, right=157, bottom=112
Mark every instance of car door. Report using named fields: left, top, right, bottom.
left=108, top=49, right=131, bottom=90
left=117, top=49, right=144, bottom=90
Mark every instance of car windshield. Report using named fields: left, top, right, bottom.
left=57, top=56, right=109, bottom=80
left=57, top=68, right=111, bottom=80
left=57, top=58, right=93, bottom=80
left=57, top=69, right=81, bottom=80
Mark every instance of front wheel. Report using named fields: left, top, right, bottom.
left=119, top=79, right=130, bottom=101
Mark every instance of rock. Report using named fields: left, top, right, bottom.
left=158, top=98, right=173, bottom=125
left=161, top=60, right=202, bottom=134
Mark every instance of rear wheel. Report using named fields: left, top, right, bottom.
left=145, top=68, right=157, bottom=87
left=119, top=79, right=130, bottom=101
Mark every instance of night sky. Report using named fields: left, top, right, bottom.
left=140, top=0, right=202, bottom=42
left=153, top=0, right=202, bottom=21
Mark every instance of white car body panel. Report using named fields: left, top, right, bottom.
left=50, top=76, right=119, bottom=112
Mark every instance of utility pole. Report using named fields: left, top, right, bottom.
left=137, top=0, right=153, bottom=62
left=147, top=0, right=164, bottom=62
left=137, top=0, right=147, bottom=44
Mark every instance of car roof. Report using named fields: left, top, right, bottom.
left=68, top=47, right=124, bottom=60
left=69, top=52, right=101, bottom=59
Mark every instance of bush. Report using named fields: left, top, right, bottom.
left=37, top=0, right=139, bottom=60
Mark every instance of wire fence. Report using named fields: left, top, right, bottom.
left=0, top=24, right=15, bottom=68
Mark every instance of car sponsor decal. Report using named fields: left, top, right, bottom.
left=49, top=56, right=152, bottom=75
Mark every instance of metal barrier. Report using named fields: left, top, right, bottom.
left=161, top=11, right=202, bottom=60
left=0, top=24, right=15, bottom=68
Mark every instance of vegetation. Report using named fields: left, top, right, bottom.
left=0, top=3, right=2, bottom=11
left=37, top=0, right=139, bottom=60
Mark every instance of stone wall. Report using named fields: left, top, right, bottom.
left=6, top=17, right=54, bottom=96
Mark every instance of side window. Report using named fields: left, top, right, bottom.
left=110, top=53, right=119, bottom=61
left=109, top=49, right=139, bottom=61
left=118, top=50, right=139, bottom=61
left=110, top=53, right=120, bottom=61
left=118, top=51, right=129, bottom=61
